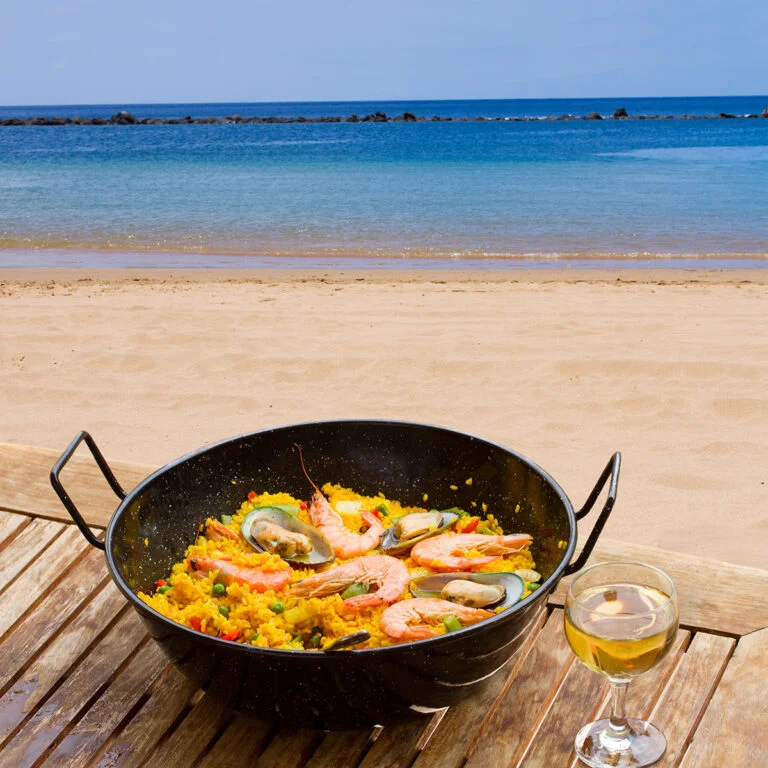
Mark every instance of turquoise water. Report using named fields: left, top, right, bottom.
left=0, top=97, right=766, bottom=267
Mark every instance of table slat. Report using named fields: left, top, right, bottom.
left=357, top=715, right=441, bottom=768
left=44, top=640, right=168, bottom=767
left=255, top=729, right=326, bottom=768
left=414, top=608, right=547, bottom=768
left=0, top=509, right=30, bottom=549
left=305, top=729, right=377, bottom=768
left=0, top=525, right=91, bottom=638
left=0, top=517, right=65, bottom=592
left=197, top=713, right=273, bottom=768
left=678, top=629, right=767, bottom=767
left=93, top=665, right=199, bottom=768
left=0, top=546, right=108, bottom=693
left=143, top=686, right=232, bottom=768
left=0, top=442, right=151, bottom=526
left=463, top=610, right=572, bottom=768
left=0, top=581, right=127, bottom=742
left=0, top=610, right=147, bottom=768
left=648, top=632, right=735, bottom=767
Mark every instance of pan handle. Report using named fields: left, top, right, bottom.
left=564, top=452, right=621, bottom=576
left=50, top=431, right=126, bottom=550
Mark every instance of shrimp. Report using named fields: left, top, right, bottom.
left=289, top=554, right=409, bottom=610
left=204, top=518, right=239, bottom=542
left=411, top=532, right=532, bottom=572
left=380, top=597, right=494, bottom=641
left=188, top=556, right=292, bottom=592
left=296, top=444, right=384, bottom=558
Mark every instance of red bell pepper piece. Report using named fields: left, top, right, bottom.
left=463, top=518, right=480, bottom=534
left=247, top=491, right=257, bottom=502
left=189, top=616, right=202, bottom=632
left=154, top=579, right=167, bottom=588
left=221, top=630, right=241, bottom=642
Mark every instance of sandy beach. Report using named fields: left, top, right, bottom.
left=1, top=267, right=766, bottom=568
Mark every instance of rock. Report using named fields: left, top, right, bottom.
left=760, top=107, right=768, bottom=118
left=346, top=114, right=359, bottom=122
left=556, top=114, right=574, bottom=121
left=110, top=110, right=137, bottom=124
left=613, top=107, right=628, bottom=118
left=179, top=115, right=193, bottom=124
left=225, top=114, right=244, bottom=123
left=718, top=112, right=736, bottom=118
left=584, top=112, right=603, bottom=120
left=402, top=111, right=417, bottom=122
left=91, top=117, right=107, bottom=125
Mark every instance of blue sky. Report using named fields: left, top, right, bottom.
left=1, top=0, right=766, bottom=104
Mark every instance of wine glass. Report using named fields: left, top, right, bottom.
left=564, top=561, right=679, bottom=768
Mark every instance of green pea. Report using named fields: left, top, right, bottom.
left=218, top=605, right=230, bottom=618
left=341, top=582, right=370, bottom=600
left=270, top=601, right=285, bottom=614
left=220, top=514, right=233, bottom=525
left=212, top=583, right=226, bottom=596
left=529, top=583, right=540, bottom=591
left=157, top=585, right=172, bottom=594
left=443, top=615, right=462, bottom=633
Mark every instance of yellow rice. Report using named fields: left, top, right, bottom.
left=139, top=484, right=537, bottom=650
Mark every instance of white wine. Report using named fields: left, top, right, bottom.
left=565, top=583, right=677, bottom=679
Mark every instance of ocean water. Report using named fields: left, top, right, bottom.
left=0, top=97, right=766, bottom=268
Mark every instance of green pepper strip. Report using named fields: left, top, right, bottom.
left=443, top=615, right=463, bottom=633
left=341, top=582, right=370, bottom=600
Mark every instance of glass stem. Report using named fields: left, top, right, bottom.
left=608, top=680, right=631, bottom=739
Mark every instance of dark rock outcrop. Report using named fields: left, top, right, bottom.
left=110, top=110, right=137, bottom=124
left=761, top=107, right=768, bottom=118
left=613, top=107, right=628, bottom=118
left=584, top=112, right=603, bottom=120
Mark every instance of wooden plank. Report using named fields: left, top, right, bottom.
left=565, top=630, right=692, bottom=768
left=646, top=632, right=735, bottom=767
left=549, top=540, right=768, bottom=636
left=43, top=641, right=168, bottom=767
left=0, top=610, right=147, bottom=768
left=197, top=713, right=273, bottom=768
left=305, top=729, right=376, bottom=768
left=356, top=716, right=441, bottom=768
left=463, top=610, right=573, bottom=768
left=679, top=628, right=767, bottom=767
left=414, top=607, right=548, bottom=768
left=93, top=665, right=200, bottom=768
left=0, top=442, right=152, bottom=526
left=0, top=546, right=109, bottom=693
left=515, top=651, right=609, bottom=767
left=0, top=517, right=65, bottom=593
left=0, top=510, right=29, bottom=549
left=0, top=581, right=127, bottom=742
left=0, top=525, right=91, bottom=638
left=255, top=729, right=326, bottom=768
left=143, top=685, right=232, bottom=768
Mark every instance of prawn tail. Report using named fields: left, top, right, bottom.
left=402, top=625, right=437, bottom=641
left=341, top=593, right=385, bottom=611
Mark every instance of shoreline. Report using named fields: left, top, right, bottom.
left=3, top=266, right=768, bottom=285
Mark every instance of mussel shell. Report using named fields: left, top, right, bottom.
left=380, top=510, right=459, bottom=555
left=409, top=571, right=525, bottom=610
left=241, top=507, right=334, bottom=566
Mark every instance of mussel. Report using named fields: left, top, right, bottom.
left=409, top=572, right=525, bottom=610
left=241, top=507, right=334, bottom=566
left=380, top=510, right=459, bottom=555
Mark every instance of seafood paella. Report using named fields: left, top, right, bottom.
left=140, top=457, right=539, bottom=650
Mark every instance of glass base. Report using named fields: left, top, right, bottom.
left=575, top=718, right=667, bottom=768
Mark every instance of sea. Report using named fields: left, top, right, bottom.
left=0, top=96, right=766, bottom=269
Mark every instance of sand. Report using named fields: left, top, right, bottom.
left=1, top=267, right=766, bottom=568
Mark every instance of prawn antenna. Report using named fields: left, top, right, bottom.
left=295, top=443, right=321, bottom=494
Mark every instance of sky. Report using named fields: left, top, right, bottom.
left=1, top=0, right=766, bottom=105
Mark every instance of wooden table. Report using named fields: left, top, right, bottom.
left=1, top=443, right=766, bottom=767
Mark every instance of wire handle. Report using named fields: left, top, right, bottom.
left=564, top=452, right=621, bottom=576
left=50, top=430, right=126, bottom=550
